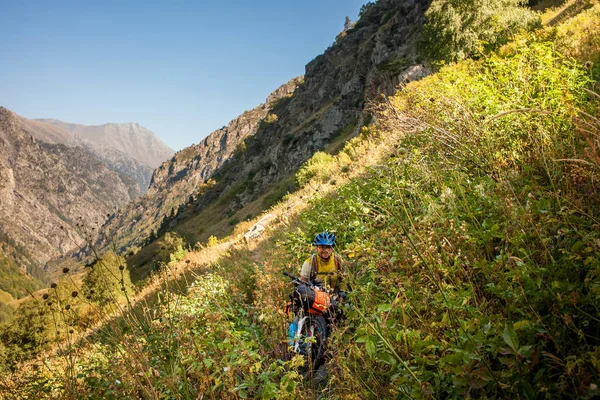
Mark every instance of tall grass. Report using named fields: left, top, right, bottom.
left=3, top=4, right=600, bottom=399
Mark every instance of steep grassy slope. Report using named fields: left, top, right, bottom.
left=2, top=2, right=600, bottom=399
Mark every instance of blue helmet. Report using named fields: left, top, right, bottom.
left=313, top=231, right=336, bottom=246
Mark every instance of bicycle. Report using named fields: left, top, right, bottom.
left=283, top=272, right=344, bottom=374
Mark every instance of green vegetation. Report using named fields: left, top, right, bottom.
left=83, top=252, right=133, bottom=305
left=422, top=0, right=541, bottom=64
left=262, top=175, right=295, bottom=209
left=0, top=231, right=46, bottom=304
left=259, top=113, right=279, bottom=131
left=295, top=151, right=336, bottom=187
left=2, top=1, right=600, bottom=398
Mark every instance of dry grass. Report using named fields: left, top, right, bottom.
left=540, top=0, right=598, bottom=25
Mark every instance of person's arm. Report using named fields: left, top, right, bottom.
left=299, top=259, right=312, bottom=283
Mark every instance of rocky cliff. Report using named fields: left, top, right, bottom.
left=95, top=0, right=432, bottom=253
left=0, top=107, right=143, bottom=278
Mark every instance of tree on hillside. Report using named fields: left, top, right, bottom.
left=156, top=232, right=187, bottom=264
left=421, top=0, right=541, bottom=64
left=82, top=252, right=132, bottom=306
left=0, top=299, right=51, bottom=367
left=344, top=16, right=352, bottom=30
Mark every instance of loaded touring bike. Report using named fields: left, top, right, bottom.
left=283, top=271, right=345, bottom=375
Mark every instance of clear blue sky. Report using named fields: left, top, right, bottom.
left=1, top=0, right=367, bottom=151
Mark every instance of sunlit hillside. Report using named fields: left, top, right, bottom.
left=1, top=0, right=600, bottom=398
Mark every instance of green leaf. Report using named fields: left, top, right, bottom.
left=261, top=382, right=278, bottom=399
left=483, top=321, right=491, bottom=335
left=571, top=241, right=585, bottom=253
left=502, top=324, right=519, bottom=353
left=376, top=351, right=396, bottom=366
left=366, top=337, right=377, bottom=356
left=377, top=303, right=393, bottom=312
left=355, top=335, right=369, bottom=343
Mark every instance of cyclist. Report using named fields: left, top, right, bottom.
left=300, top=231, right=345, bottom=293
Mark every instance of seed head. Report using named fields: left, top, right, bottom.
left=65, top=304, right=71, bottom=310
left=42, top=293, right=49, bottom=300
left=63, top=267, right=70, bottom=274
left=185, top=259, right=190, bottom=264
left=50, top=283, right=57, bottom=289
left=71, top=291, right=78, bottom=298
left=119, top=265, right=125, bottom=271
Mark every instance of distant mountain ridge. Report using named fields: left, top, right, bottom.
left=33, top=119, right=175, bottom=193
left=36, top=120, right=174, bottom=169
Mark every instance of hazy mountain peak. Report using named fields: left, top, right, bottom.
left=36, top=119, right=174, bottom=169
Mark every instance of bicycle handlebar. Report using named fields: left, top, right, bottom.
left=283, top=271, right=308, bottom=286
left=283, top=271, right=297, bottom=280
left=283, top=271, right=327, bottom=292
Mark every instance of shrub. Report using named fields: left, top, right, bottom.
left=207, top=235, right=219, bottom=247
left=82, top=252, right=132, bottom=306
left=157, top=232, right=188, bottom=263
left=421, top=0, right=541, bottom=64
left=295, top=151, right=336, bottom=187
